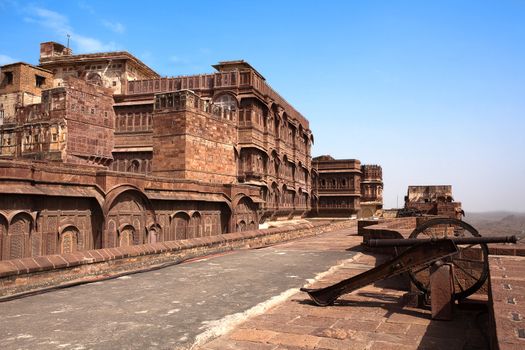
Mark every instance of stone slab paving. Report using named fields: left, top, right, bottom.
left=0, top=225, right=358, bottom=350
left=200, top=244, right=489, bottom=350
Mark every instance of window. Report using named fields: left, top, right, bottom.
left=4, top=71, right=13, bottom=85
left=52, top=134, right=58, bottom=142
left=35, top=75, right=46, bottom=88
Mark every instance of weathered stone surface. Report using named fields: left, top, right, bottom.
left=429, top=263, right=454, bottom=320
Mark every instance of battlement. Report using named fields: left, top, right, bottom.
left=361, top=164, right=383, bottom=181
left=126, top=64, right=308, bottom=129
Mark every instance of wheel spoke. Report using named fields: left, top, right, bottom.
left=453, top=271, right=466, bottom=292
left=452, top=261, right=479, bottom=281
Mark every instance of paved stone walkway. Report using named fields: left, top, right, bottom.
left=0, top=225, right=357, bottom=350
left=0, top=223, right=490, bottom=350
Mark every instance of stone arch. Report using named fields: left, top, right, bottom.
left=271, top=151, right=280, bottom=176
left=58, top=224, right=80, bottom=254
left=232, top=195, right=259, bottom=232
left=118, top=224, right=136, bottom=247
left=212, top=92, right=239, bottom=109
left=6, top=212, right=33, bottom=260
left=128, top=159, right=141, bottom=173
left=103, top=185, right=154, bottom=248
left=303, top=192, right=310, bottom=210
left=171, top=212, right=190, bottom=240
left=236, top=220, right=247, bottom=232
left=147, top=223, right=162, bottom=244
left=213, top=92, right=238, bottom=121
left=239, top=147, right=269, bottom=177
left=248, top=221, right=257, bottom=231
left=204, top=216, right=213, bottom=236
left=189, top=211, right=202, bottom=238
left=271, top=182, right=280, bottom=208
left=103, top=184, right=154, bottom=216
left=281, top=184, right=288, bottom=206
left=297, top=187, right=304, bottom=206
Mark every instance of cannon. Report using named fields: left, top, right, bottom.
left=301, top=218, right=520, bottom=319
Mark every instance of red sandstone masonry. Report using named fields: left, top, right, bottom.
left=0, top=220, right=355, bottom=297
left=488, top=248, right=525, bottom=350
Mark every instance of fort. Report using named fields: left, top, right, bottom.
left=0, top=42, right=382, bottom=261
left=1, top=42, right=523, bottom=350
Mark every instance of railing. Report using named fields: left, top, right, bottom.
left=361, top=196, right=383, bottom=202
left=126, top=70, right=308, bottom=128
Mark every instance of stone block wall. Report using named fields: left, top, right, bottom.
left=0, top=63, right=53, bottom=96
left=152, top=90, right=237, bottom=183
left=488, top=247, right=525, bottom=349
left=62, top=77, right=115, bottom=164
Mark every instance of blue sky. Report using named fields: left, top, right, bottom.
left=1, top=0, right=524, bottom=212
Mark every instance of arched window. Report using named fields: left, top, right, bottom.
left=213, top=94, right=237, bottom=120
left=128, top=159, right=140, bottom=173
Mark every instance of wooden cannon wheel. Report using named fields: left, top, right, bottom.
left=407, top=217, right=489, bottom=300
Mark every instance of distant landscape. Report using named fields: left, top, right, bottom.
left=464, top=211, right=525, bottom=239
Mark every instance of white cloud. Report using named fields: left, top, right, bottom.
left=102, top=20, right=125, bottom=34
left=24, top=6, right=117, bottom=53
left=77, top=1, right=95, bottom=15
left=0, top=54, right=17, bottom=65
left=170, top=55, right=190, bottom=64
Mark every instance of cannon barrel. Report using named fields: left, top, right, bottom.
left=366, top=235, right=518, bottom=248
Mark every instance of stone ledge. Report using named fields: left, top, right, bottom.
left=0, top=220, right=350, bottom=297
left=488, top=254, right=525, bottom=350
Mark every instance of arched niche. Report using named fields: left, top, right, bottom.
left=147, top=223, right=162, bottom=244
left=118, top=224, right=136, bottom=247
left=171, top=212, right=190, bottom=240
left=103, top=185, right=155, bottom=248
left=58, top=225, right=80, bottom=254
left=236, top=220, right=247, bottom=232
left=189, top=211, right=202, bottom=238
left=232, top=195, right=258, bottom=232
left=6, top=212, right=34, bottom=260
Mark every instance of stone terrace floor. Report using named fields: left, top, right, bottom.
left=199, top=229, right=489, bottom=350
left=0, top=223, right=490, bottom=350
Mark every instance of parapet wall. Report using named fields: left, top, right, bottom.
left=358, top=217, right=417, bottom=237
left=488, top=248, right=525, bottom=350
left=0, top=220, right=355, bottom=298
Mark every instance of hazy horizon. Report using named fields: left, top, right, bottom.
left=1, top=0, right=523, bottom=212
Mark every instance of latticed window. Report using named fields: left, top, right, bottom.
left=214, top=94, right=237, bottom=110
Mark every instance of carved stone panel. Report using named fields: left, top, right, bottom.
left=8, top=216, right=31, bottom=259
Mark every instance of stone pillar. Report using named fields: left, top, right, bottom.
left=430, top=262, right=454, bottom=320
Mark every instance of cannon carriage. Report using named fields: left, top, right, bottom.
left=301, top=218, right=519, bottom=320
